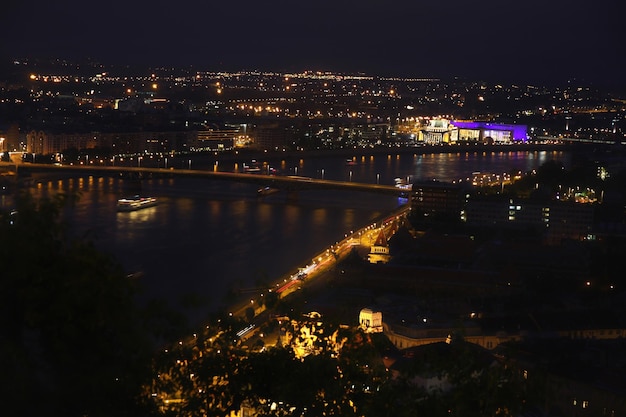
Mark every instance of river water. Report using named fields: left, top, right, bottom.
left=2, top=149, right=570, bottom=325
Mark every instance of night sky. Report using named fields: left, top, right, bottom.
left=1, top=0, right=624, bottom=86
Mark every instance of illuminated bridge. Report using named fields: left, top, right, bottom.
left=5, top=163, right=403, bottom=196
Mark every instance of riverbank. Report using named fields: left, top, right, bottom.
left=171, top=142, right=582, bottom=167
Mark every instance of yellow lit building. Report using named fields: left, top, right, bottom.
left=418, top=119, right=455, bottom=144
left=359, top=308, right=383, bottom=333
left=368, top=229, right=390, bottom=264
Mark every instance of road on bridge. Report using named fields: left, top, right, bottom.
left=2, top=161, right=404, bottom=196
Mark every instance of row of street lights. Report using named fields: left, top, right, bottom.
left=74, top=155, right=391, bottom=184
left=296, top=167, right=382, bottom=184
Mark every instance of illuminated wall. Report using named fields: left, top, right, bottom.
left=457, top=129, right=481, bottom=141
left=483, top=129, right=512, bottom=143
left=419, top=119, right=455, bottom=144
left=451, top=121, right=528, bottom=142
left=359, top=308, right=383, bottom=333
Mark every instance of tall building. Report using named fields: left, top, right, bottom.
left=0, top=123, right=20, bottom=152
left=411, top=180, right=466, bottom=218
left=252, top=123, right=290, bottom=151
left=464, top=196, right=594, bottom=243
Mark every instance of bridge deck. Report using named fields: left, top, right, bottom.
left=3, top=162, right=402, bottom=195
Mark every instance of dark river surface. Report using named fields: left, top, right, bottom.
left=2, top=149, right=570, bottom=325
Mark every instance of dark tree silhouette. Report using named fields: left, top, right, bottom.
left=0, top=192, right=156, bottom=416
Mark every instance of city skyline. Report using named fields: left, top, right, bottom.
left=1, top=0, right=624, bottom=87
left=2, top=0, right=626, bottom=409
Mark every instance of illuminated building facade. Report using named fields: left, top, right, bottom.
left=417, top=119, right=527, bottom=144
left=418, top=119, right=455, bottom=144
left=26, top=130, right=98, bottom=155
left=359, top=308, right=383, bottom=333
left=25, top=129, right=192, bottom=155
left=450, top=121, right=528, bottom=143
left=194, top=124, right=241, bottom=151
left=368, top=229, right=390, bottom=264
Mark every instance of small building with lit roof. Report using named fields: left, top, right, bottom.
left=368, top=229, right=390, bottom=264
left=359, top=308, right=383, bottom=333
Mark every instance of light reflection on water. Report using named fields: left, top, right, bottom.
left=2, top=150, right=570, bottom=325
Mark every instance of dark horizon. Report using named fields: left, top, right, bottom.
left=1, top=0, right=625, bottom=89
left=3, top=54, right=622, bottom=92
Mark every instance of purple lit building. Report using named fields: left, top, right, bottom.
left=450, top=121, right=528, bottom=143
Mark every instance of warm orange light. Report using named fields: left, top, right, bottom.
left=152, top=83, right=158, bottom=89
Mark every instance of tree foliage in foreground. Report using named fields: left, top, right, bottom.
left=0, top=189, right=542, bottom=416
left=150, top=320, right=536, bottom=417
left=0, top=193, right=156, bottom=416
